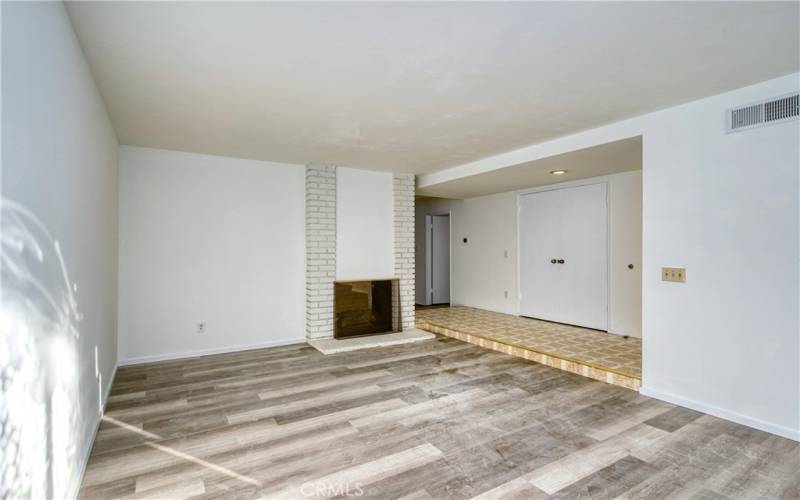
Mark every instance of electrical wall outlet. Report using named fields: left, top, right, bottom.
left=662, top=267, right=686, bottom=283
left=504, top=290, right=508, bottom=298
left=197, top=322, right=206, bottom=334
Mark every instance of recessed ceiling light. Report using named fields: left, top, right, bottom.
left=550, top=169, right=568, bottom=175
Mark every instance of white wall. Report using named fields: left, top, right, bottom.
left=451, top=192, right=519, bottom=314
left=118, top=146, right=305, bottom=363
left=1, top=2, right=119, bottom=498
left=418, top=193, right=518, bottom=313
left=418, top=73, right=800, bottom=440
left=640, top=76, right=799, bottom=441
left=336, top=167, right=394, bottom=280
left=608, top=171, right=643, bottom=337
left=434, top=171, right=643, bottom=334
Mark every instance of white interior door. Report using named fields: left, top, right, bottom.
left=431, top=215, right=450, bottom=304
left=558, top=184, right=608, bottom=329
left=519, top=183, right=608, bottom=330
left=519, top=189, right=562, bottom=322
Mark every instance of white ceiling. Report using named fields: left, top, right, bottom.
left=417, top=136, right=642, bottom=199
left=66, top=2, right=799, bottom=174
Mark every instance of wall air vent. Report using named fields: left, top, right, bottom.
left=727, top=92, right=799, bottom=133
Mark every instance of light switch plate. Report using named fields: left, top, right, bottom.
left=662, top=267, right=686, bottom=283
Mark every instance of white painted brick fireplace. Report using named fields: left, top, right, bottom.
left=304, top=165, right=415, bottom=340
left=305, top=164, right=336, bottom=340
left=393, top=173, right=416, bottom=331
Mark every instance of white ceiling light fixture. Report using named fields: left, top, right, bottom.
left=550, top=170, right=568, bottom=175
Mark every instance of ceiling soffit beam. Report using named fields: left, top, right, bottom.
left=416, top=116, right=645, bottom=190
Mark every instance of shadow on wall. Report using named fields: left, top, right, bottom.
left=0, top=199, right=102, bottom=499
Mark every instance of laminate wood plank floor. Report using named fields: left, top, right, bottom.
left=79, top=336, right=799, bottom=500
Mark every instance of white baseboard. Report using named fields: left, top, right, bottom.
left=640, top=385, right=799, bottom=442
left=70, top=361, right=118, bottom=500
left=118, top=338, right=306, bottom=366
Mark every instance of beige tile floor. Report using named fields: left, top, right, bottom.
left=416, top=306, right=641, bottom=379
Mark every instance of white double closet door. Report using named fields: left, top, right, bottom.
left=519, top=183, right=608, bottom=330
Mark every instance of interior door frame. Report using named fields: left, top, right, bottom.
left=432, top=212, right=453, bottom=305
left=425, top=210, right=453, bottom=305
left=516, top=179, right=610, bottom=331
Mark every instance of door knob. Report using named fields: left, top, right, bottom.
left=557, top=259, right=565, bottom=264
left=550, top=259, right=557, bottom=264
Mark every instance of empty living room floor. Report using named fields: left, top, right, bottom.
left=80, top=337, right=798, bottom=499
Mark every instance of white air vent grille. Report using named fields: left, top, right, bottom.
left=765, top=94, right=798, bottom=123
left=727, top=92, right=799, bottom=133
